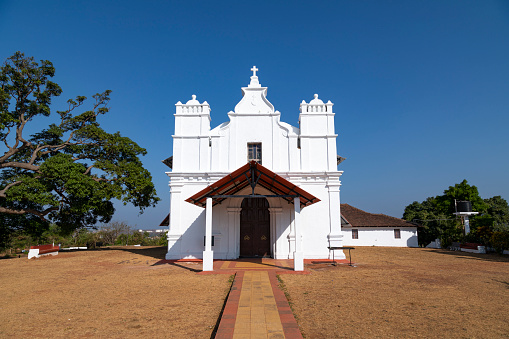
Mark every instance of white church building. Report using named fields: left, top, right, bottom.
left=164, top=67, right=346, bottom=271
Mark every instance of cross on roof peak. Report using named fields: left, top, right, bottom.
left=251, top=66, right=258, bottom=77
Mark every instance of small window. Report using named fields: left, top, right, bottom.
left=352, top=229, right=358, bottom=239
left=247, top=143, right=262, bottom=164
left=394, top=229, right=401, bottom=239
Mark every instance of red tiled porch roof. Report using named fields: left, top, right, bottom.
left=159, top=214, right=170, bottom=227
left=186, top=161, right=320, bottom=208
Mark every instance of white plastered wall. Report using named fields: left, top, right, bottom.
left=342, top=227, right=418, bottom=247
left=166, top=70, right=345, bottom=260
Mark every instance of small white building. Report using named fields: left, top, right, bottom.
left=341, top=204, right=419, bottom=247
left=164, top=67, right=345, bottom=270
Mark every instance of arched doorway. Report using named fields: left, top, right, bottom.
left=240, top=197, right=270, bottom=257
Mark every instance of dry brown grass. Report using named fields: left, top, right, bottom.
left=0, top=246, right=230, bottom=338
left=282, top=247, right=509, bottom=338
left=2, top=246, right=508, bottom=338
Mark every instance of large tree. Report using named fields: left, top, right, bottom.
left=0, top=52, right=158, bottom=237
left=403, top=180, right=508, bottom=246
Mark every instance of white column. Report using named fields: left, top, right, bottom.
left=293, top=197, right=304, bottom=271
left=203, top=197, right=214, bottom=271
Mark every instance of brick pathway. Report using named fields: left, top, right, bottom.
left=213, top=260, right=305, bottom=339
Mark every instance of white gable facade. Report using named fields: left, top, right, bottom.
left=165, top=68, right=345, bottom=270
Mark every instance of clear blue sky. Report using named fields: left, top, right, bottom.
left=2, top=1, right=508, bottom=228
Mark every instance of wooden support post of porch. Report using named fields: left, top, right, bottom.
left=203, top=197, right=214, bottom=271
left=293, top=197, right=304, bottom=271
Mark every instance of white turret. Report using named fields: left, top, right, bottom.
left=173, top=95, right=211, bottom=172
left=299, top=94, right=337, bottom=171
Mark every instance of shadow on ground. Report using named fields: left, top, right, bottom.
left=93, top=245, right=167, bottom=260
left=427, top=248, right=509, bottom=263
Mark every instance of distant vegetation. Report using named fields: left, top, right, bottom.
left=0, top=52, right=159, bottom=250
left=1, top=221, right=167, bottom=256
left=403, top=180, right=509, bottom=251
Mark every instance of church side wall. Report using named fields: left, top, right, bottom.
left=299, top=180, right=343, bottom=259
left=166, top=179, right=209, bottom=259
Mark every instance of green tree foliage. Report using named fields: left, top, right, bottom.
left=438, top=180, right=487, bottom=215
left=1, top=219, right=167, bottom=254
left=403, top=180, right=507, bottom=247
left=403, top=197, right=462, bottom=247
left=0, top=52, right=159, bottom=243
left=484, top=196, right=509, bottom=230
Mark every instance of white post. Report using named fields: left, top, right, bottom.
left=464, top=215, right=470, bottom=235
left=203, top=197, right=214, bottom=271
left=293, top=197, right=304, bottom=271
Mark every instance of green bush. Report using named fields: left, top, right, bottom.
left=157, top=232, right=168, bottom=246
left=491, top=231, right=509, bottom=254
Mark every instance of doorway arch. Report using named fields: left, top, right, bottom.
left=240, top=197, right=270, bottom=257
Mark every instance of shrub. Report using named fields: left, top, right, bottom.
left=491, top=231, right=509, bottom=254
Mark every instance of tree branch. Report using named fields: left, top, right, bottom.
left=54, top=188, right=71, bottom=205
left=0, top=206, right=57, bottom=221
left=0, top=162, right=39, bottom=171
left=2, top=126, right=13, bottom=150
left=83, top=165, right=94, bottom=175
left=0, top=180, right=23, bottom=198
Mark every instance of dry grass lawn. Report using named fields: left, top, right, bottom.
left=0, top=246, right=230, bottom=338
left=282, top=247, right=509, bottom=338
left=2, top=246, right=508, bottom=338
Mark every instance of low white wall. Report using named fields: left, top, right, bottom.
left=342, top=227, right=418, bottom=247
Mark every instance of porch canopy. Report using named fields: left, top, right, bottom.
left=185, top=161, right=320, bottom=208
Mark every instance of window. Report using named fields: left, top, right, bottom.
left=352, top=229, right=358, bottom=239
left=394, top=229, right=401, bottom=239
left=247, top=143, right=262, bottom=164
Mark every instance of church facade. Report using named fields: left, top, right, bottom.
left=165, top=67, right=345, bottom=270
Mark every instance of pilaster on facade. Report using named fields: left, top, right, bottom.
left=326, top=178, right=344, bottom=258
left=268, top=207, right=283, bottom=259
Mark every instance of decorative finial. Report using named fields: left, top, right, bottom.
left=186, top=94, right=200, bottom=105
left=192, top=94, right=196, bottom=100
left=251, top=66, right=258, bottom=77
left=309, top=94, right=324, bottom=105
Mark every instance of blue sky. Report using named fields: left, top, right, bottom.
left=1, top=0, right=508, bottom=228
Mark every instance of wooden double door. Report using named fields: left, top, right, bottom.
left=240, top=198, right=271, bottom=257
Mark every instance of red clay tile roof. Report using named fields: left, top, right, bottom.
left=341, top=203, right=416, bottom=228
left=186, top=161, right=320, bottom=208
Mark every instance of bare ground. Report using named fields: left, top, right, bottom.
left=2, top=246, right=508, bottom=338
left=0, top=246, right=230, bottom=338
left=281, top=247, right=509, bottom=338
